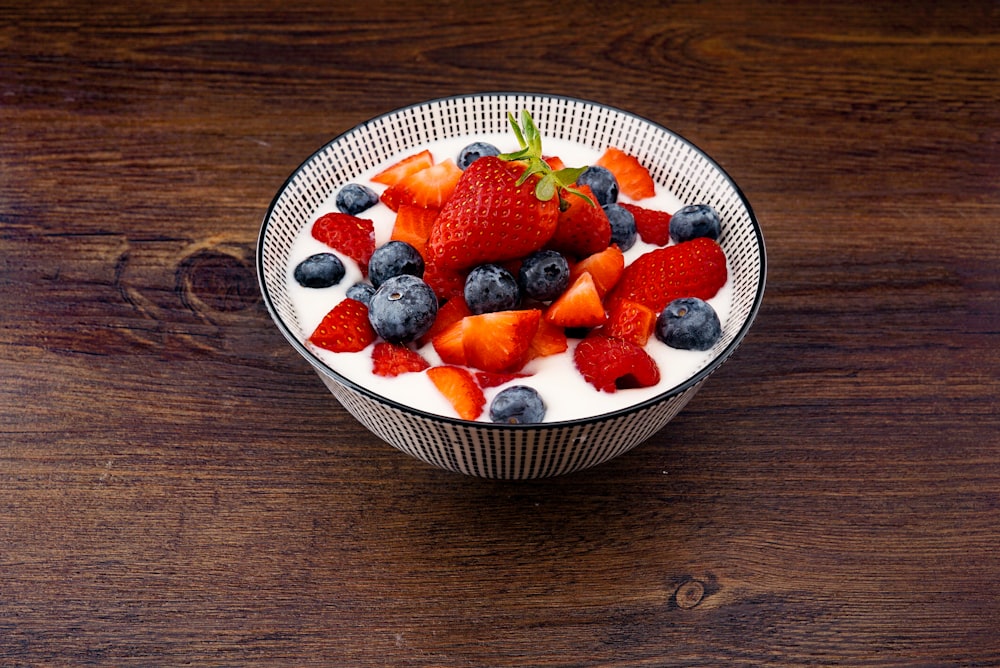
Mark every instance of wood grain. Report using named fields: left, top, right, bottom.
left=2, top=0, right=999, bottom=665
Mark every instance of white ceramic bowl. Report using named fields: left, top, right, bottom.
left=257, top=93, right=766, bottom=478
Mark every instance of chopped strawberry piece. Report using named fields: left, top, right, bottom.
left=396, top=159, right=463, bottom=209
left=604, top=299, right=657, bottom=346
left=425, top=156, right=560, bottom=272
left=607, top=237, right=728, bottom=313
left=419, top=294, right=472, bottom=346
left=595, top=147, right=656, bottom=200
left=390, top=204, right=439, bottom=257
left=573, top=335, right=661, bottom=393
left=543, top=155, right=565, bottom=170
left=620, top=202, right=672, bottom=246
left=546, top=184, right=612, bottom=258
left=545, top=272, right=607, bottom=329
left=371, top=342, right=430, bottom=377
left=379, top=183, right=410, bottom=212
left=475, top=371, right=531, bottom=388
left=371, top=149, right=434, bottom=186
left=569, top=245, right=625, bottom=297
left=431, top=316, right=468, bottom=366
left=462, top=309, right=542, bottom=373
left=310, top=212, right=376, bottom=274
left=526, top=318, right=569, bottom=361
left=426, top=365, right=486, bottom=421
left=308, top=298, right=377, bottom=353
left=422, top=259, right=467, bottom=302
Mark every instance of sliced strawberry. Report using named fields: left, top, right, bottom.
left=371, top=149, right=434, bottom=186
left=607, top=237, right=728, bottom=313
left=379, top=183, right=410, bottom=212
left=526, top=318, right=569, bottom=361
left=426, top=365, right=486, bottom=421
left=573, top=334, right=661, bottom=393
left=396, top=159, right=462, bottom=209
left=425, top=156, right=560, bottom=272
left=462, top=309, right=542, bottom=373
left=475, top=371, right=531, bottom=388
left=595, top=147, right=656, bottom=200
left=544, top=155, right=565, bottom=171
left=620, top=202, right=672, bottom=246
left=569, top=245, right=625, bottom=297
left=419, top=294, right=472, bottom=346
left=545, top=272, right=607, bottom=329
left=310, top=212, right=376, bottom=274
left=431, top=316, right=468, bottom=366
left=308, top=298, right=377, bottom=353
left=546, top=184, right=612, bottom=258
left=604, top=299, right=657, bottom=346
left=390, top=204, right=439, bottom=257
left=371, top=342, right=430, bottom=377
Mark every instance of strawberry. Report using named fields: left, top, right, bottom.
left=526, top=318, right=569, bottom=361
left=545, top=184, right=612, bottom=258
left=604, top=299, right=657, bottom=346
left=606, top=237, right=728, bottom=313
left=371, top=342, right=430, bottom=377
left=573, top=334, right=661, bottom=393
left=310, top=212, right=376, bottom=274
left=382, top=160, right=463, bottom=211
left=422, top=260, right=467, bottom=302
left=426, top=365, right=486, bottom=421
left=371, top=149, right=434, bottom=186
left=425, top=156, right=560, bottom=271
left=475, top=371, right=531, bottom=388
left=620, top=202, right=672, bottom=246
left=308, top=298, right=377, bottom=353
left=595, top=147, right=656, bottom=200
left=418, top=293, right=471, bottom=346
left=430, top=316, right=468, bottom=366
left=569, top=245, right=625, bottom=297
left=544, top=155, right=566, bottom=170
left=438, top=309, right=542, bottom=373
left=390, top=204, right=439, bottom=257
left=545, top=271, right=607, bottom=329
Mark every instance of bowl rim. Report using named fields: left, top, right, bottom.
left=256, top=91, right=767, bottom=430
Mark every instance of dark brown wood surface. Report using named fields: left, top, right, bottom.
left=3, top=1, right=998, bottom=665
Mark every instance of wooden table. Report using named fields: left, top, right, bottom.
left=3, top=1, right=998, bottom=664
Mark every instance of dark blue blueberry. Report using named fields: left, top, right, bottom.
left=335, top=183, right=379, bottom=215
left=577, top=165, right=619, bottom=206
left=345, top=281, right=376, bottom=306
left=604, top=203, right=637, bottom=251
left=518, top=250, right=569, bottom=302
left=368, top=275, right=438, bottom=343
left=489, top=385, right=546, bottom=424
left=464, top=264, right=520, bottom=314
left=669, top=203, right=722, bottom=243
left=457, top=141, right=501, bottom=170
left=655, top=297, right=722, bottom=351
left=368, top=240, right=425, bottom=289
left=293, top=252, right=345, bottom=288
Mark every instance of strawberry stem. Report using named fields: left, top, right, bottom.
left=498, top=110, right=595, bottom=209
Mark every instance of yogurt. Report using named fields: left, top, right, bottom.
left=285, top=134, right=732, bottom=422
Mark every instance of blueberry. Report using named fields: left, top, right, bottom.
left=368, top=240, right=425, bottom=289
left=335, top=183, right=379, bottom=215
left=464, top=264, right=520, bottom=314
left=293, top=252, right=345, bottom=288
left=669, top=204, right=722, bottom=243
left=518, top=250, right=569, bottom=302
left=457, top=141, right=501, bottom=170
left=604, top=203, right=637, bottom=251
left=655, top=297, right=722, bottom=351
left=368, top=275, right=438, bottom=343
left=345, top=281, right=376, bottom=306
left=489, top=385, right=546, bottom=424
left=577, top=165, right=619, bottom=206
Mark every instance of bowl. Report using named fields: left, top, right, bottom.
left=257, top=92, right=766, bottom=479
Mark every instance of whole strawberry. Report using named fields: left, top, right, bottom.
left=424, top=156, right=559, bottom=272
left=606, top=237, right=728, bottom=313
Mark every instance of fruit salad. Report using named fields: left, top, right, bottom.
left=287, top=111, right=732, bottom=423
